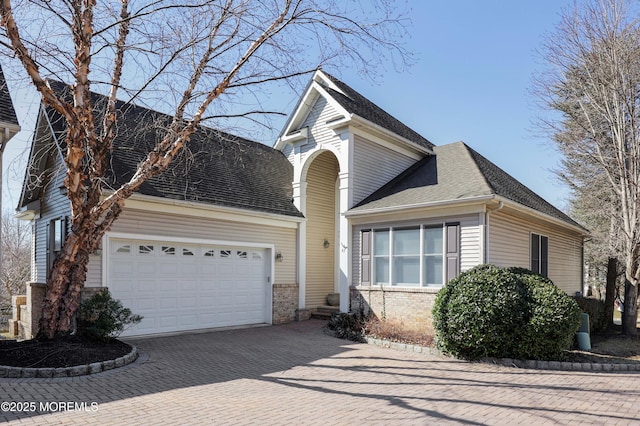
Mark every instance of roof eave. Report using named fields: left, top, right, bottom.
left=344, top=114, right=433, bottom=155
left=15, top=200, right=40, bottom=221
left=122, top=192, right=306, bottom=224
left=494, top=195, right=589, bottom=236
left=0, top=123, right=21, bottom=150
left=345, top=194, right=496, bottom=218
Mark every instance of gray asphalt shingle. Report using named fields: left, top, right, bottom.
left=321, top=72, right=435, bottom=151
left=34, top=80, right=302, bottom=218
left=352, top=141, right=583, bottom=230
left=0, top=65, right=19, bottom=126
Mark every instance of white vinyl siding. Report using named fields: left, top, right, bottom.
left=33, top=151, right=70, bottom=282
left=297, top=95, right=343, bottom=158
left=488, top=210, right=582, bottom=294
left=460, top=215, right=482, bottom=272
left=352, top=135, right=417, bottom=206
left=304, top=151, right=339, bottom=307
left=85, top=208, right=297, bottom=287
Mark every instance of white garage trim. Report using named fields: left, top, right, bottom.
left=102, top=232, right=275, bottom=335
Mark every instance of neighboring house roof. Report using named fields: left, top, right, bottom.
left=351, top=141, right=585, bottom=231
left=19, top=80, right=302, bottom=218
left=319, top=72, right=435, bottom=151
left=0, top=65, right=19, bottom=127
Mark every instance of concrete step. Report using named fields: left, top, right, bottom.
left=309, top=305, right=339, bottom=320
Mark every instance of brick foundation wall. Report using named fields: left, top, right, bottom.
left=272, top=283, right=298, bottom=324
left=350, top=286, right=438, bottom=331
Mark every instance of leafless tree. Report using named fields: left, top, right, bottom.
left=0, top=0, right=413, bottom=338
left=0, top=213, right=30, bottom=305
left=535, top=0, right=640, bottom=335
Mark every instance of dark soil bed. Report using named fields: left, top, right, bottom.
left=564, top=325, right=640, bottom=364
left=0, top=336, right=132, bottom=368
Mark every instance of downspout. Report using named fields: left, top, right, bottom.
left=0, top=129, right=8, bottom=285
left=484, top=200, right=504, bottom=264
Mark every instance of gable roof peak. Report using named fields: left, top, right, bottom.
left=277, top=69, right=435, bottom=152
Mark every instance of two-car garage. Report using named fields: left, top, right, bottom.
left=105, top=235, right=271, bottom=337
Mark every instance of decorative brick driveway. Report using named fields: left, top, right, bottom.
left=1, top=320, right=639, bottom=425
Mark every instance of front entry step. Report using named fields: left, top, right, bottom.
left=310, top=305, right=339, bottom=320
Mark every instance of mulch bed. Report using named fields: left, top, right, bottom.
left=0, top=335, right=132, bottom=368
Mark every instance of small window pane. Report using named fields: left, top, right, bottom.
left=53, top=219, right=63, bottom=251
left=393, top=228, right=419, bottom=255
left=237, top=251, right=248, bottom=259
left=162, top=246, right=176, bottom=255
left=220, top=250, right=231, bottom=258
left=374, top=231, right=389, bottom=255
left=204, top=249, right=216, bottom=257
left=115, top=244, right=130, bottom=254
left=139, top=245, right=154, bottom=254
left=393, top=256, right=420, bottom=286
left=424, top=227, right=443, bottom=254
left=182, top=248, right=194, bottom=256
left=424, top=255, right=443, bottom=286
left=374, top=258, right=389, bottom=285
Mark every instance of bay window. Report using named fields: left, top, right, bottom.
left=367, top=224, right=456, bottom=288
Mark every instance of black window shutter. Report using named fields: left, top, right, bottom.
left=446, top=223, right=460, bottom=282
left=361, top=230, right=371, bottom=286
left=540, top=236, right=549, bottom=277
left=531, top=234, right=540, bottom=273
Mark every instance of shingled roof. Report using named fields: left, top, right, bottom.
left=0, top=65, right=19, bottom=127
left=320, top=72, right=434, bottom=150
left=351, top=141, right=584, bottom=230
left=23, top=80, right=302, bottom=218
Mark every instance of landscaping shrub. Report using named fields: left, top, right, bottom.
left=510, top=268, right=582, bottom=360
left=77, top=289, right=143, bottom=340
left=325, top=312, right=366, bottom=342
left=573, top=295, right=608, bottom=333
left=433, top=264, right=529, bottom=359
left=433, top=264, right=582, bottom=360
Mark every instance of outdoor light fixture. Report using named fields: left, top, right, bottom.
left=275, top=251, right=284, bottom=262
left=323, top=239, right=330, bottom=249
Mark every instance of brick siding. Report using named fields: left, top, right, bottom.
left=350, top=285, right=438, bottom=330
left=272, top=283, right=299, bottom=324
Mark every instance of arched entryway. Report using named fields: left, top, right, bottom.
left=304, top=150, right=340, bottom=308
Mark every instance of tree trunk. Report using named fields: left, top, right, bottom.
left=622, top=278, right=638, bottom=336
left=37, top=231, right=92, bottom=339
left=604, top=257, right=617, bottom=329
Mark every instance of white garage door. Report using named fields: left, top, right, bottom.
left=107, top=237, right=269, bottom=336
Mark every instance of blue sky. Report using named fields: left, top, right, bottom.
left=2, top=0, right=574, bottom=213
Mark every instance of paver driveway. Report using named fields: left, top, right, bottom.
left=1, top=320, right=640, bottom=425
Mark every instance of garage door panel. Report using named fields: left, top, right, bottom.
left=108, top=237, right=269, bottom=337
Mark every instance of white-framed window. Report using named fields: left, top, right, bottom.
left=46, top=217, right=66, bottom=276
left=370, top=225, right=446, bottom=287
left=531, top=233, right=549, bottom=276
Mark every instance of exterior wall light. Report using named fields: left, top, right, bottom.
left=323, top=239, right=330, bottom=249
left=275, top=251, right=284, bottom=262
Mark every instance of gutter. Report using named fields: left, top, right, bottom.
left=328, top=114, right=434, bottom=156
left=122, top=192, right=306, bottom=224
left=344, top=194, right=496, bottom=218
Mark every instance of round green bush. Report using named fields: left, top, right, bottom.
left=509, top=268, right=582, bottom=360
left=433, top=265, right=581, bottom=360
left=433, top=264, right=529, bottom=359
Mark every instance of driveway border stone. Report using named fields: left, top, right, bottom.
left=365, top=336, right=640, bottom=372
left=0, top=346, right=137, bottom=379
